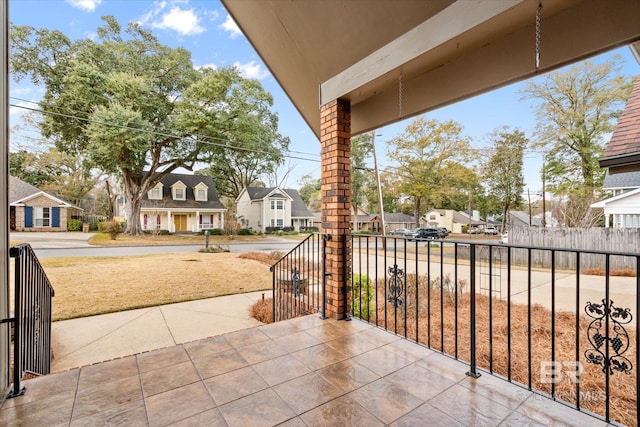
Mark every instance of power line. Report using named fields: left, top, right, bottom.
left=9, top=100, right=322, bottom=163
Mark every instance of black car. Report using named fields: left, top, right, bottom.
left=409, top=227, right=440, bottom=240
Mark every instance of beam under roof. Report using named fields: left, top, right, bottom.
left=320, top=0, right=524, bottom=106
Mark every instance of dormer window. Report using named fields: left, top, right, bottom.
left=194, top=182, right=208, bottom=201
left=171, top=180, right=187, bottom=201
left=148, top=183, right=163, bottom=200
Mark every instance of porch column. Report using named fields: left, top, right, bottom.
left=320, top=99, right=351, bottom=320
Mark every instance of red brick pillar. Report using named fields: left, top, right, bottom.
left=320, top=99, right=351, bottom=320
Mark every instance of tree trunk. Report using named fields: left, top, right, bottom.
left=414, top=198, right=422, bottom=228
left=122, top=176, right=144, bottom=235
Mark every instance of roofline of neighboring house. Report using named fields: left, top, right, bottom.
left=599, top=152, right=640, bottom=168
left=591, top=187, right=640, bottom=208
left=140, top=207, right=226, bottom=212
left=11, top=191, right=82, bottom=210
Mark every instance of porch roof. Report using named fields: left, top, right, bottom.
left=221, top=0, right=640, bottom=139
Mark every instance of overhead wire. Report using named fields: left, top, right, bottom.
left=9, top=99, right=323, bottom=163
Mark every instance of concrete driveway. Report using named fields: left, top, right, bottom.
left=10, top=231, right=96, bottom=249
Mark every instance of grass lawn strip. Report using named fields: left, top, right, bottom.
left=43, top=252, right=271, bottom=321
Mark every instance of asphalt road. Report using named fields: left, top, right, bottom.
left=10, top=232, right=301, bottom=258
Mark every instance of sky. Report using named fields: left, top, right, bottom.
left=8, top=0, right=640, bottom=198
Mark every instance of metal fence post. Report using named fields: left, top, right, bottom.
left=467, top=243, right=481, bottom=378
left=8, top=246, right=25, bottom=397
left=342, top=233, right=351, bottom=320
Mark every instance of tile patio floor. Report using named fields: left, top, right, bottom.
left=0, top=315, right=607, bottom=426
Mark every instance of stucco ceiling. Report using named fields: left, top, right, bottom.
left=222, top=0, right=640, bottom=139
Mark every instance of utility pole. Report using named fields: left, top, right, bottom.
left=527, top=188, right=532, bottom=226
left=371, top=131, right=386, bottom=236
left=541, top=161, right=546, bottom=227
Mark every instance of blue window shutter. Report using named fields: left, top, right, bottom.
left=52, top=207, right=60, bottom=227
left=24, top=206, right=33, bottom=228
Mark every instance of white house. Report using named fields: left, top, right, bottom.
left=236, top=187, right=315, bottom=232
left=140, top=173, right=226, bottom=233
left=423, top=209, right=483, bottom=233
left=592, top=76, right=640, bottom=227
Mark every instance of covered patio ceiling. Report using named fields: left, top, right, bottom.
left=221, top=0, right=640, bottom=139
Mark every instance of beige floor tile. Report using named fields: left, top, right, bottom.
left=70, top=399, right=147, bottom=427
left=352, top=346, right=412, bottom=377
left=192, top=348, right=249, bottom=379
left=145, top=382, right=215, bottom=427
left=140, top=359, right=201, bottom=397
left=183, top=335, right=232, bottom=359
left=217, top=388, right=296, bottom=427
left=301, top=395, right=384, bottom=427
left=136, top=345, right=190, bottom=373
left=204, top=366, right=269, bottom=405
left=290, top=343, right=350, bottom=370
left=72, top=375, right=144, bottom=420
left=316, top=359, right=380, bottom=392
left=78, top=356, right=139, bottom=388
left=273, top=372, right=345, bottom=415
left=384, top=363, right=455, bottom=401
left=347, top=378, right=424, bottom=424
left=429, top=384, right=513, bottom=426
left=252, top=354, right=312, bottom=386
left=0, top=389, right=76, bottom=426
left=389, top=402, right=465, bottom=427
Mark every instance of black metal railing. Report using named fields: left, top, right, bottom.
left=350, top=234, right=639, bottom=426
left=6, top=244, right=55, bottom=398
left=270, top=233, right=328, bottom=322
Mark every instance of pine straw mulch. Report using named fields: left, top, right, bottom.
left=238, top=251, right=285, bottom=266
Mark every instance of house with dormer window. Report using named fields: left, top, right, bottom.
left=235, top=186, right=314, bottom=232
left=140, top=173, right=226, bottom=233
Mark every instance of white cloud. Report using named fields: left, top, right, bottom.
left=234, top=61, right=269, bottom=80
left=151, top=6, right=205, bottom=36
left=65, top=0, right=102, bottom=12
left=220, top=14, right=242, bottom=39
left=194, top=63, right=218, bottom=71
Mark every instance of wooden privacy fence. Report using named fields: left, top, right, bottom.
left=506, top=227, right=640, bottom=271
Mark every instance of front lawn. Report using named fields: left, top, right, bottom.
left=43, top=252, right=272, bottom=321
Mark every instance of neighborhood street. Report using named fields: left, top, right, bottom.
left=9, top=232, right=300, bottom=258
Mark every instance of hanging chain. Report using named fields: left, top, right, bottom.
left=535, top=2, right=542, bottom=69
left=398, top=71, right=403, bottom=118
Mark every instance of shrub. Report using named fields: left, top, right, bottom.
left=237, top=228, right=253, bottom=235
left=250, top=297, right=273, bottom=323
left=67, top=219, right=83, bottom=231
left=100, top=221, right=123, bottom=240
left=143, top=229, right=171, bottom=235
left=352, top=274, right=375, bottom=320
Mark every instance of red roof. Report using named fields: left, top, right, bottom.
left=602, top=76, right=640, bottom=160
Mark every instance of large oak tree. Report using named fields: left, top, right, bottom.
left=520, top=57, right=633, bottom=226
left=11, top=16, right=288, bottom=234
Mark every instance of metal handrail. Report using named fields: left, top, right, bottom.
left=5, top=244, right=54, bottom=398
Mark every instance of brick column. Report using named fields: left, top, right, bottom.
left=320, top=99, right=351, bottom=320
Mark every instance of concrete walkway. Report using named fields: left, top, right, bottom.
left=51, top=290, right=272, bottom=373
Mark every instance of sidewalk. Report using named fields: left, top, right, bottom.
left=50, top=290, right=272, bottom=372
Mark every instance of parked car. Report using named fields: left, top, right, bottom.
left=484, top=226, right=498, bottom=235
left=390, top=228, right=412, bottom=236
left=468, top=226, right=482, bottom=234
left=436, top=227, right=450, bottom=237
left=409, top=227, right=440, bottom=240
